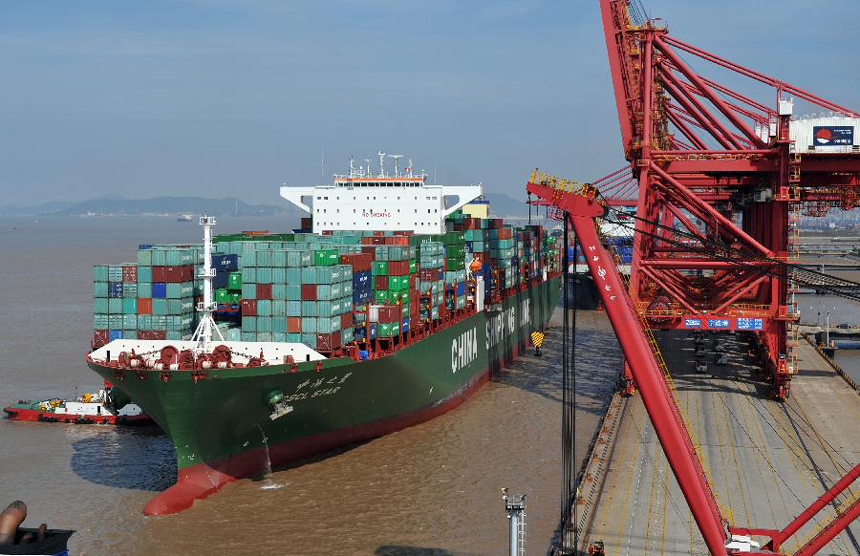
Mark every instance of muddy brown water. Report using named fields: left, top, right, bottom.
left=0, top=217, right=621, bottom=555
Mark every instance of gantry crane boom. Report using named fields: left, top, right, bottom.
left=527, top=172, right=860, bottom=555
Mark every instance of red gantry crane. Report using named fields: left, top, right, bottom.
left=526, top=174, right=860, bottom=555
left=595, top=0, right=860, bottom=399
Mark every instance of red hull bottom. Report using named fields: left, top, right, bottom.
left=142, top=345, right=527, bottom=516
left=3, top=407, right=153, bottom=426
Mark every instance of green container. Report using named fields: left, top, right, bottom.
left=390, top=276, right=409, bottom=292
left=93, top=266, right=109, bottom=282
left=137, top=314, right=152, bottom=330
left=152, top=299, right=168, bottom=315
left=408, top=260, right=417, bottom=274
left=227, top=271, right=242, bottom=290
left=257, top=300, right=272, bottom=317
left=314, top=249, right=338, bottom=267
left=94, top=282, right=108, bottom=297
left=272, top=300, right=286, bottom=316
left=372, top=261, right=389, bottom=276
left=302, top=317, right=317, bottom=334
left=122, top=282, right=138, bottom=298
left=242, top=284, right=257, bottom=299
left=122, top=298, right=137, bottom=314
left=215, top=289, right=229, bottom=303
left=137, top=249, right=152, bottom=266
left=286, top=284, right=301, bottom=301
left=257, top=267, right=273, bottom=283
left=243, top=267, right=257, bottom=283
left=378, top=322, right=398, bottom=338
left=123, top=314, right=137, bottom=330
left=108, top=298, right=122, bottom=313
left=241, top=250, right=257, bottom=267
left=242, top=316, right=257, bottom=332
left=94, top=314, right=109, bottom=329
left=317, top=285, right=333, bottom=301
left=135, top=282, right=151, bottom=299
left=151, top=250, right=166, bottom=266
left=374, top=289, right=390, bottom=304
left=301, top=267, right=318, bottom=284
left=109, top=315, right=123, bottom=329
left=137, top=265, right=152, bottom=283
left=272, top=268, right=287, bottom=284
left=93, top=298, right=109, bottom=314
left=301, top=302, right=318, bottom=317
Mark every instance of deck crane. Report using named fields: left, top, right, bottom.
left=597, top=0, right=860, bottom=399
left=527, top=172, right=860, bottom=555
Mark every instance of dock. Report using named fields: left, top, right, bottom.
left=574, top=329, right=860, bottom=555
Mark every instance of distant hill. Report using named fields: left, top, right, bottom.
left=485, top=192, right=529, bottom=217
left=0, top=201, right=76, bottom=216
left=51, top=196, right=292, bottom=217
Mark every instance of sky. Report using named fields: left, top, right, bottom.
left=0, top=0, right=858, bottom=206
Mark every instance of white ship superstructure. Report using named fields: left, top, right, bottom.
left=280, top=152, right=483, bottom=234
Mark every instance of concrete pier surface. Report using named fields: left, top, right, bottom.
left=577, top=329, right=860, bottom=555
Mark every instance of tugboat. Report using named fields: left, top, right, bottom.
left=3, top=388, right=152, bottom=426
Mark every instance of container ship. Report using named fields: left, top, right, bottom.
left=86, top=154, right=563, bottom=515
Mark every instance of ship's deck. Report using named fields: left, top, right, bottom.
left=577, top=330, right=860, bottom=555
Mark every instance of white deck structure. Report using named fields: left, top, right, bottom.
left=280, top=153, right=483, bottom=234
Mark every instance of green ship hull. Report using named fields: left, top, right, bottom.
left=88, top=276, right=560, bottom=515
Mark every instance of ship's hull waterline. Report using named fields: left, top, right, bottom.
left=88, top=276, right=560, bottom=515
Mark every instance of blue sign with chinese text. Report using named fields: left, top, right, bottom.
left=736, top=318, right=763, bottom=330
left=707, top=318, right=730, bottom=328
left=684, top=318, right=702, bottom=328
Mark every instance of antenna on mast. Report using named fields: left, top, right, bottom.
left=377, top=151, right=386, bottom=177
left=365, top=158, right=372, bottom=178
left=191, top=214, right=224, bottom=353
left=388, top=154, right=403, bottom=176
left=407, top=158, right=413, bottom=178
left=349, top=155, right=356, bottom=177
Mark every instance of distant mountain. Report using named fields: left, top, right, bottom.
left=485, top=192, right=529, bottom=217
left=52, top=196, right=292, bottom=217
left=0, top=201, right=76, bottom=216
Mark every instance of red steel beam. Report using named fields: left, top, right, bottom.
left=660, top=70, right=739, bottom=150
left=794, top=497, right=860, bottom=556
left=662, top=35, right=860, bottom=118
left=655, top=39, right=766, bottom=148
left=527, top=179, right=728, bottom=554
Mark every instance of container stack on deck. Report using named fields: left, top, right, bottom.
left=92, top=246, right=202, bottom=349
left=91, top=213, right=564, bottom=353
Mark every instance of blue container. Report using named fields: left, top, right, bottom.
left=213, top=271, right=229, bottom=289
left=151, top=282, right=167, bottom=299
left=353, top=288, right=371, bottom=305
left=359, top=349, right=369, bottom=361
left=212, top=253, right=239, bottom=272
left=353, top=270, right=371, bottom=288
left=455, top=282, right=466, bottom=296
left=401, top=317, right=409, bottom=332
left=108, top=330, right=123, bottom=342
left=108, top=281, right=123, bottom=298
left=369, top=323, right=379, bottom=340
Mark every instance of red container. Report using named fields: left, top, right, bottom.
left=286, top=317, right=302, bottom=334
left=301, top=217, right=312, bottom=229
left=301, top=284, right=317, bottom=301
left=341, top=253, right=372, bottom=272
left=408, top=274, right=416, bottom=289
left=389, top=260, right=409, bottom=275
left=375, top=275, right=389, bottom=290
left=150, top=331, right=167, bottom=341
left=151, top=266, right=166, bottom=282
left=92, top=330, right=109, bottom=349
left=257, top=283, right=273, bottom=300
left=378, top=305, right=400, bottom=323
left=474, top=253, right=487, bottom=264
left=496, top=228, right=513, bottom=239
left=241, top=299, right=257, bottom=316
left=360, top=246, right=376, bottom=258
left=315, top=331, right=341, bottom=352
left=122, top=265, right=138, bottom=282
left=340, top=313, right=351, bottom=330
left=163, top=265, right=191, bottom=283
left=138, top=298, right=153, bottom=315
